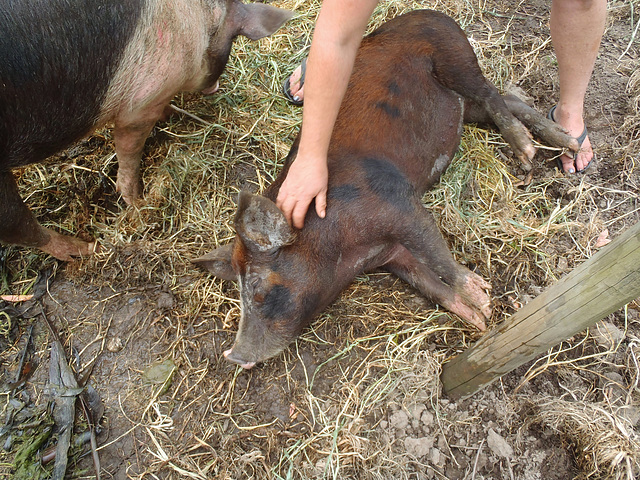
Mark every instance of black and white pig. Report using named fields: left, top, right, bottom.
left=193, top=10, right=579, bottom=369
left=0, top=0, right=292, bottom=260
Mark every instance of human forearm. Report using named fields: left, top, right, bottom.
left=297, top=0, right=378, bottom=161
left=276, top=0, right=378, bottom=228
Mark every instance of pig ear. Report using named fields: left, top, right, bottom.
left=192, top=244, right=236, bottom=281
left=235, top=191, right=295, bottom=252
left=235, top=4, right=294, bottom=41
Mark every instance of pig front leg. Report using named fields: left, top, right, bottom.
left=113, top=119, right=158, bottom=205
left=383, top=208, right=491, bottom=330
left=384, top=245, right=490, bottom=331
left=0, top=171, right=95, bottom=261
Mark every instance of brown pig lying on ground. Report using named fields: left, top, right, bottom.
left=194, top=9, right=580, bottom=369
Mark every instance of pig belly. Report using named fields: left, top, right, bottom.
left=0, top=0, right=145, bottom=169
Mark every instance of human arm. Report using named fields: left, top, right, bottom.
left=276, top=0, right=379, bottom=229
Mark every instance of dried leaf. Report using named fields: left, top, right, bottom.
left=0, top=295, right=34, bottom=302
left=594, top=229, right=611, bottom=248
left=142, top=359, right=176, bottom=395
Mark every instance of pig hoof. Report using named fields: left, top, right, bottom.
left=115, top=179, right=142, bottom=206
left=118, top=191, right=142, bottom=206
left=201, top=79, right=220, bottom=95
left=41, top=230, right=97, bottom=261
left=223, top=349, right=256, bottom=370
left=446, top=294, right=488, bottom=331
left=465, top=275, right=492, bottom=305
left=502, top=123, right=535, bottom=170
left=453, top=274, right=492, bottom=330
left=469, top=314, right=487, bottom=332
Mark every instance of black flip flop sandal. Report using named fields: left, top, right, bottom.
left=282, top=58, right=307, bottom=106
left=548, top=105, right=594, bottom=173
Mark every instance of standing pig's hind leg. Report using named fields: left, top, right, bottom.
left=0, top=171, right=96, bottom=261
left=113, top=119, right=158, bottom=205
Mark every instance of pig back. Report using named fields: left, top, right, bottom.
left=0, top=0, right=144, bottom=168
left=329, top=10, right=468, bottom=195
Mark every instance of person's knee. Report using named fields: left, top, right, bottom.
left=552, top=0, right=604, bottom=13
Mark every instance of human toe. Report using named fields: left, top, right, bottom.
left=575, top=137, right=594, bottom=172
left=558, top=154, right=576, bottom=174
left=289, top=65, right=302, bottom=89
left=283, top=59, right=307, bottom=105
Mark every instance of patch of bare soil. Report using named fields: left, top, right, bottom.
left=1, top=0, right=639, bottom=478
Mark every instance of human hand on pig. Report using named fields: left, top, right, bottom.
left=276, top=153, right=328, bottom=229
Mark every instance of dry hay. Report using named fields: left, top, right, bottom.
left=1, top=0, right=640, bottom=479
left=529, top=396, right=640, bottom=480
left=518, top=314, right=640, bottom=479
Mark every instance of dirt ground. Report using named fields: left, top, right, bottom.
left=1, top=0, right=639, bottom=479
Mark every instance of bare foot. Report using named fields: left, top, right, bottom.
left=289, top=66, right=304, bottom=100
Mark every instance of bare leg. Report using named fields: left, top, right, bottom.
left=0, top=171, right=94, bottom=260
left=550, top=0, right=606, bottom=173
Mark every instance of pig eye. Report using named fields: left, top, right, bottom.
left=249, top=277, right=261, bottom=290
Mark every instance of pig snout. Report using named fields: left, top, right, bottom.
left=223, top=348, right=256, bottom=370
left=201, top=80, right=220, bottom=95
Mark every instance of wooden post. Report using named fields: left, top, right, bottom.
left=441, top=221, right=640, bottom=399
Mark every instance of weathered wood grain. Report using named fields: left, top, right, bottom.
left=441, top=221, right=640, bottom=399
